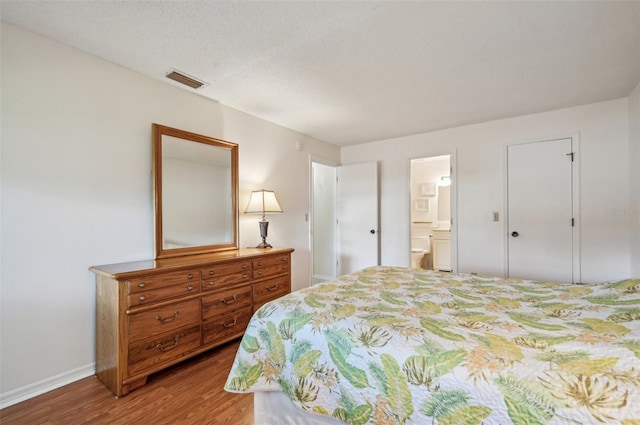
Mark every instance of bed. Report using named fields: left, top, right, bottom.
left=225, top=266, right=640, bottom=424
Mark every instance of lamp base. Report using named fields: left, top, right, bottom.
left=255, top=220, right=272, bottom=248
left=255, top=240, right=273, bottom=249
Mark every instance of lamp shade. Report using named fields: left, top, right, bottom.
left=244, top=190, right=283, bottom=217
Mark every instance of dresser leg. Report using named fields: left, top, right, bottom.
left=124, top=377, right=148, bottom=394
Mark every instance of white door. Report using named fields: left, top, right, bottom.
left=507, top=138, right=575, bottom=282
left=337, top=162, right=379, bottom=275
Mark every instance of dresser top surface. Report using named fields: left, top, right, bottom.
left=90, top=247, right=294, bottom=279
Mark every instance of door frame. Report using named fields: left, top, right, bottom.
left=504, top=134, right=581, bottom=283
left=407, top=150, right=458, bottom=272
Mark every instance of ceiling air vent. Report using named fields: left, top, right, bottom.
left=165, top=70, right=206, bottom=89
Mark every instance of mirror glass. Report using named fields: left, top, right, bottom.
left=153, top=124, right=238, bottom=259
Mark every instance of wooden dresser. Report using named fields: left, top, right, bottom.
left=90, top=247, right=293, bottom=397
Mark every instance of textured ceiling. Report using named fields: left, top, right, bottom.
left=2, top=1, right=640, bottom=146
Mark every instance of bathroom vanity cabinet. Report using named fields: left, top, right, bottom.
left=431, top=229, right=451, bottom=271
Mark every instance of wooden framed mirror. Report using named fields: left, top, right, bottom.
left=152, top=124, right=239, bottom=259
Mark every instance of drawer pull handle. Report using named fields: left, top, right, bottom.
left=209, top=270, right=215, bottom=276
left=281, top=257, right=287, bottom=261
left=266, top=284, right=279, bottom=292
left=138, top=283, right=146, bottom=288
left=257, top=271, right=263, bottom=276
left=221, top=294, right=237, bottom=305
left=187, top=285, right=194, bottom=291
left=207, top=281, right=215, bottom=286
left=282, top=266, right=287, bottom=270
left=222, top=318, right=238, bottom=328
left=242, top=274, right=248, bottom=279
left=156, top=311, right=179, bottom=324
left=156, top=337, right=179, bottom=352
left=188, top=273, right=193, bottom=279
left=139, top=295, right=147, bottom=302
left=257, top=261, right=262, bottom=266
left=242, top=264, right=248, bottom=269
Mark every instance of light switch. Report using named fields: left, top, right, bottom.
left=492, top=212, right=499, bottom=222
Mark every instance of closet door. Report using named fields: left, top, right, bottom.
left=507, top=138, right=577, bottom=283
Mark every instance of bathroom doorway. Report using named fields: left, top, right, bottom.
left=409, top=155, right=453, bottom=271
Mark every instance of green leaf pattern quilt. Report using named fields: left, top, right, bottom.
left=225, top=266, right=640, bottom=424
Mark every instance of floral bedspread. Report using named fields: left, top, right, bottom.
left=225, top=266, right=640, bottom=424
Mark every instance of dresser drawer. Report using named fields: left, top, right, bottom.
left=201, top=271, right=251, bottom=291
left=253, top=265, right=289, bottom=280
left=128, top=269, right=200, bottom=293
left=253, top=275, right=290, bottom=306
left=252, top=255, right=290, bottom=280
left=202, top=310, right=252, bottom=345
left=128, top=325, right=201, bottom=376
left=129, top=299, right=200, bottom=342
left=202, top=261, right=251, bottom=279
left=252, top=254, right=289, bottom=270
left=128, top=282, right=199, bottom=307
left=202, top=284, right=252, bottom=320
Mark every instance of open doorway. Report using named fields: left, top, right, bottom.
left=310, top=159, right=337, bottom=284
left=409, top=155, right=453, bottom=271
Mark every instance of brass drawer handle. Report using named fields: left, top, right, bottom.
left=187, top=285, right=194, bottom=291
left=139, top=295, right=147, bottom=302
left=221, top=294, right=237, bottom=305
left=138, top=283, right=146, bottom=288
left=206, top=280, right=215, bottom=287
left=222, top=318, right=238, bottom=328
left=209, top=270, right=215, bottom=276
left=156, top=311, right=179, bottom=324
left=257, top=271, right=263, bottom=276
left=281, top=257, right=287, bottom=261
left=266, top=284, right=279, bottom=292
left=242, top=264, right=248, bottom=269
left=257, top=261, right=263, bottom=266
left=156, top=337, right=179, bottom=352
left=242, top=274, right=248, bottom=279
left=187, top=273, right=194, bottom=279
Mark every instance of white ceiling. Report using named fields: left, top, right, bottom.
left=2, top=1, right=640, bottom=146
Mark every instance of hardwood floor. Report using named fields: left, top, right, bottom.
left=0, top=340, right=253, bottom=425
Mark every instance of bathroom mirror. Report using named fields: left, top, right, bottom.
left=152, top=123, right=238, bottom=259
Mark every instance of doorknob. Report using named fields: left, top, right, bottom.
left=370, top=229, right=376, bottom=234
left=511, top=231, right=519, bottom=237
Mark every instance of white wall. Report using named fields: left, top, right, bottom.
left=342, top=98, right=634, bottom=282
left=630, top=81, right=640, bottom=276
left=0, top=23, right=340, bottom=406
